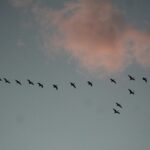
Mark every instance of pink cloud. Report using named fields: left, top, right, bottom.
left=126, top=29, right=150, bottom=67
left=14, top=0, right=150, bottom=74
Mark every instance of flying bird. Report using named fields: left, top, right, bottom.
left=53, top=84, right=58, bottom=90
left=113, top=108, right=120, bottom=114
left=70, top=82, right=76, bottom=88
left=37, top=82, right=43, bottom=88
left=87, top=81, right=93, bottom=87
left=128, top=75, right=135, bottom=81
left=142, top=77, right=147, bottom=83
left=15, top=80, right=22, bottom=85
left=3, top=78, right=11, bottom=84
left=27, top=79, right=34, bottom=85
left=128, top=89, right=134, bottom=95
left=110, top=78, right=117, bottom=84
left=115, top=102, right=123, bottom=109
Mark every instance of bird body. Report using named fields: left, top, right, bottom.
left=128, top=75, right=135, bottom=81
left=70, top=82, right=76, bottom=88
left=87, top=81, right=93, bottom=87
left=142, top=77, right=147, bottom=83
left=116, top=102, right=123, bottom=109
left=113, top=108, right=120, bottom=114
left=3, top=78, right=11, bottom=84
left=37, top=83, right=43, bottom=88
left=27, top=79, right=34, bottom=85
left=15, top=80, right=22, bottom=85
left=110, top=78, right=116, bottom=84
left=128, top=89, right=134, bottom=95
left=53, top=84, right=58, bottom=90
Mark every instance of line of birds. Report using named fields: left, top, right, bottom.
left=0, top=78, right=93, bottom=90
left=0, top=74, right=148, bottom=115
left=111, top=75, right=148, bottom=114
left=110, top=75, right=147, bottom=84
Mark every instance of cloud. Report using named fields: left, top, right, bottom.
left=11, top=0, right=150, bottom=74
left=126, top=29, right=150, bottom=67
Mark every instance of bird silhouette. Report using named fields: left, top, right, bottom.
left=0, top=78, right=2, bottom=81
left=128, top=89, right=134, bottom=95
left=3, top=78, right=11, bottom=84
left=15, top=80, right=22, bottom=85
left=142, top=77, right=147, bottom=83
left=53, top=84, right=58, bottom=90
left=110, top=78, right=117, bottom=84
left=70, top=82, right=76, bottom=88
left=128, top=75, right=135, bottom=81
left=37, top=82, right=43, bottom=88
left=27, top=79, right=34, bottom=85
left=113, top=108, right=120, bottom=114
left=116, top=102, right=123, bottom=109
left=87, top=81, right=93, bottom=87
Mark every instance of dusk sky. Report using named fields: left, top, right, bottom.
left=0, top=0, right=150, bottom=150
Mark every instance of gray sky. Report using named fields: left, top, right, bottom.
left=0, top=0, right=150, bottom=150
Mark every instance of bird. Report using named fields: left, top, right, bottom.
left=128, top=89, right=134, bottom=95
left=0, top=78, right=2, bottom=81
left=37, top=82, right=43, bottom=88
left=110, top=78, right=117, bottom=84
left=53, top=84, right=58, bottom=90
left=113, top=108, right=120, bottom=114
left=27, top=79, right=34, bottom=85
left=15, top=80, right=22, bottom=85
left=3, top=78, right=11, bottom=84
left=142, top=77, right=147, bottom=83
left=128, top=75, right=135, bottom=81
left=70, top=82, right=76, bottom=88
left=87, top=81, right=93, bottom=87
left=115, top=102, right=123, bottom=109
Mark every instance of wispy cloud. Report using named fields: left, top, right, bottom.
left=10, top=0, right=150, bottom=74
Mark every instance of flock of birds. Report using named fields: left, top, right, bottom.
left=1, top=78, right=93, bottom=89
left=111, top=75, right=148, bottom=114
left=0, top=74, right=148, bottom=115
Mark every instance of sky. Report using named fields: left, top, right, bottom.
left=0, top=0, right=150, bottom=150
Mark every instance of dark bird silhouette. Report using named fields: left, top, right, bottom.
left=37, top=82, right=43, bottom=88
left=128, top=89, right=134, bottom=95
left=142, top=77, right=147, bottom=83
left=110, top=78, right=117, bottom=84
left=116, top=102, right=123, bottom=109
left=0, top=78, right=2, bottom=81
left=27, top=79, right=34, bottom=85
left=3, top=78, right=11, bottom=84
left=70, top=82, right=76, bottom=88
left=15, top=80, right=22, bottom=85
left=128, top=75, right=135, bottom=81
left=113, top=108, right=120, bottom=114
left=53, top=84, right=58, bottom=90
left=87, top=81, right=93, bottom=87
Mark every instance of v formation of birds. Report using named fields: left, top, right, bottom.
left=0, top=75, right=148, bottom=115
